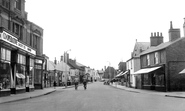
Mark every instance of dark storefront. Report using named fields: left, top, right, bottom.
left=134, top=66, right=165, bottom=91
left=0, top=28, right=36, bottom=96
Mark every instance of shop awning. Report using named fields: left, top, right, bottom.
left=115, top=72, right=123, bottom=78
left=116, top=70, right=128, bottom=78
left=179, top=68, right=185, bottom=74
left=121, top=70, right=128, bottom=76
left=132, top=66, right=161, bottom=75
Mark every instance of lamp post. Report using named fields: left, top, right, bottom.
left=64, top=49, right=71, bottom=88
left=107, top=61, right=111, bottom=80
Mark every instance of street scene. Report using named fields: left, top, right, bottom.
left=1, top=82, right=185, bottom=111
left=1, top=0, right=185, bottom=111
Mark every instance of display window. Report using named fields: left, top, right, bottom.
left=34, top=64, right=42, bottom=84
left=16, top=54, right=26, bottom=88
left=155, top=74, right=165, bottom=86
left=0, top=48, right=11, bottom=90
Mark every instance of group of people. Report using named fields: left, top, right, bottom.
left=53, top=75, right=88, bottom=90
left=74, top=75, right=88, bottom=90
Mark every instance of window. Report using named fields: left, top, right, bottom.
left=154, top=52, right=159, bottom=64
left=16, top=54, right=26, bottom=88
left=33, top=34, right=38, bottom=49
left=0, top=61, right=11, bottom=90
left=155, top=74, right=164, bottom=86
left=1, top=48, right=11, bottom=61
left=15, top=0, right=21, bottom=10
left=2, top=0, right=9, bottom=9
left=13, top=23, right=23, bottom=39
left=18, top=54, right=26, bottom=65
left=147, top=54, right=150, bottom=66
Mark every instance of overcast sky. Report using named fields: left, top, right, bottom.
left=25, top=0, right=185, bottom=70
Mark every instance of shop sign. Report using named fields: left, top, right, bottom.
left=35, top=59, right=42, bottom=64
left=0, top=31, right=36, bottom=55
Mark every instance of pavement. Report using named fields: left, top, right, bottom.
left=110, top=83, right=185, bottom=98
left=1, top=83, right=185, bottom=104
left=0, top=86, right=73, bottom=104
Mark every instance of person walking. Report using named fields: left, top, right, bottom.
left=83, top=75, right=88, bottom=90
left=53, top=81, right=57, bottom=89
left=74, top=76, right=79, bottom=90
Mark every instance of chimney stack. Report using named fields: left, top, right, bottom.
left=54, top=57, right=57, bottom=65
left=150, top=32, right=163, bottom=47
left=183, top=18, right=185, bottom=37
left=60, top=56, right=63, bottom=61
left=169, top=21, right=181, bottom=42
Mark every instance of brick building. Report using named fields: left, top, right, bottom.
left=133, top=21, right=185, bottom=91
left=0, top=0, right=44, bottom=97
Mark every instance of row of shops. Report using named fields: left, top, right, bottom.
left=0, top=28, right=44, bottom=97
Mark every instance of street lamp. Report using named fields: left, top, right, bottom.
left=107, top=61, right=111, bottom=80
left=64, top=49, right=71, bottom=88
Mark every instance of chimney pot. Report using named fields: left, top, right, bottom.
left=170, top=21, right=173, bottom=29
left=154, top=32, right=156, bottom=36
left=160, top=33, right=162, bottom=36
left=151, top=33, right=153, bottom=37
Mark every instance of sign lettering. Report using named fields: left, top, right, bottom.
left=0, top=31, right=36, bottom=55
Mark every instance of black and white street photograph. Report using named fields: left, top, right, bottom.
left=1, top=0, right=185, bottom=111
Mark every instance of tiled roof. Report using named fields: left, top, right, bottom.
left=76, top=62, right=85, bottom=67
left=68, top=59, right=83, bottom=70
left=140, top=37, right=185, bottom=55
left=132, top=42, right=150, bottom=58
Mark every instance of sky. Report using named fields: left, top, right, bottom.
left=25, top=0, right=185, bottom=70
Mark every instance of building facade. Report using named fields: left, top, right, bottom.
left=126, top=41, right=150, bottom=88
left=0, top=0, right=43, bottom=97
left=134, top=21, right=185, bottom=91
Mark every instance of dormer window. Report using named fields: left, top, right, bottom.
left=15, top=0, right=21, bottom=10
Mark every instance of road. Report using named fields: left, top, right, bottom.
left=1, top=82, right=185, bottom=111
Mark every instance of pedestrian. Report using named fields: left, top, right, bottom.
left=83, top=75, right=87, bottom=90
left=74, top=76, right=79, bottom=90
left=53, top=81, right=57, bottom=89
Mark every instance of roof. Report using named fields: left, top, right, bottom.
left=47, top=60, right=55, bottom=71
left=55, top=61, right=70, bottom=71
left=140, top=37, right=185, bottom=56
left=132, top=42, right=150, bottom=58
left=76, top=62, right=85, bottom=67
left=68, top=59, right=83, bottom=70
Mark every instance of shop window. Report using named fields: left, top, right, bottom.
left=16, top=64, right=26, bottom=88
left=34, top=64, right=42, bottom=84
left=155, top=74, right=164, bottom=86
left=0, top=61, right=11, bottom=90
left=1, top=48, right=11, bottom=61
left=18, top=54, right=26, bottom=65
left=15, top=0, right=21, bottom=10
left=143, top=74, right=151, bottom=85
left=16, top=54, right=26, bottom=88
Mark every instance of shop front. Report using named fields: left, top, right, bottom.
left=133, top=66, right=165, bottom=91
left=0, top=28, right=36, bottom=96
left=34, top=58, right=44, bottom=89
